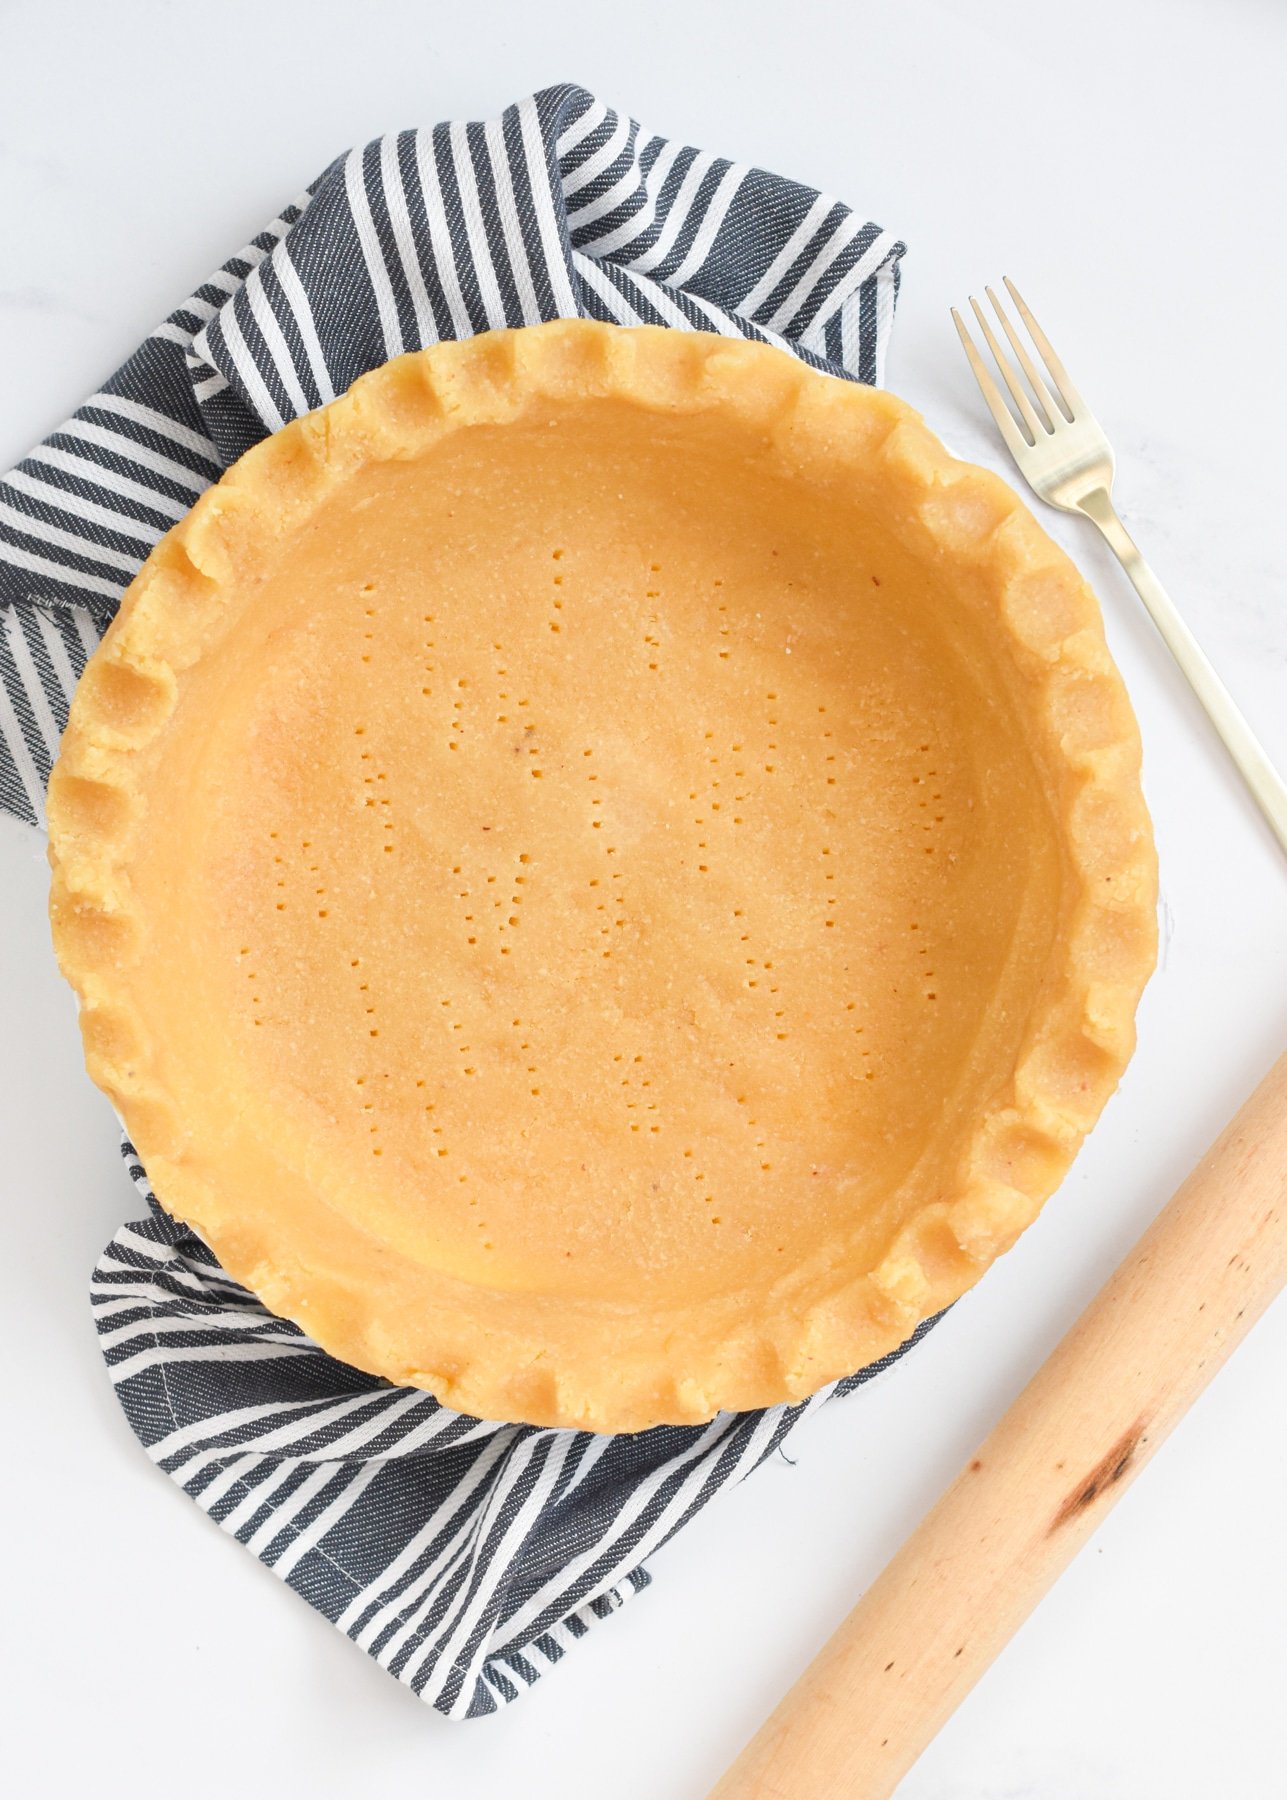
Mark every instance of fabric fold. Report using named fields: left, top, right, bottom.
left=1, top=82, right=917, bottom=1719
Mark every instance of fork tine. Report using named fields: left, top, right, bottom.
left=986, top=286, right=1066, bottom=426
left=1002, top=277, right=1088, bottom=420
left=951, top=307, right=1032, bottom=462
left=967, top=295, right=1046, bottom=444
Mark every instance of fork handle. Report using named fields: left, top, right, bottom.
left=1077, top=487, right=1287, bottom=854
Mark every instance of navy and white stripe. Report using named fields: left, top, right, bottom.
left=1, top=84, right=914, bottom=1718
left=0, top=81, right=904, bottom=827
left=102, top=1141, right=936, bottom=1719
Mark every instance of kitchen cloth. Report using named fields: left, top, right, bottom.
left=0, top=82, right=918, bottom=1720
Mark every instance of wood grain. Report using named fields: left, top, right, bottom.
left=709, top=1046, right=1287, bottom=1800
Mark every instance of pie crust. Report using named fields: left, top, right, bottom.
left=47, top=321, right=1157, bottom=1430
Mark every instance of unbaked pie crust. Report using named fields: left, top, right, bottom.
left=47, top=321, right=1157, bottom=1430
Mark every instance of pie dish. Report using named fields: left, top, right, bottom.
left=47, top=320, right=1157, bottom=1432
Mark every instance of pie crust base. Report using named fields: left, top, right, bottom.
left=47, top=322, right=1157, bottom=1430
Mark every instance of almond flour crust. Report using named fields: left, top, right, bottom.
left=48, top=322, right=1157, bottom=1430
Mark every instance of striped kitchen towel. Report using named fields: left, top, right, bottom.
left=0, top=82, right=915, bottom=1719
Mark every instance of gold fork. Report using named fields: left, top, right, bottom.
left=953, top=278, right=1287, bottom=857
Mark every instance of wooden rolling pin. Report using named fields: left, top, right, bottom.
left=710, top=1045, right=1287, bottom=1800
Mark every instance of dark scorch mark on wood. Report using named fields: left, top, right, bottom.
left=1047, top=1418, right=1148, bottom=1535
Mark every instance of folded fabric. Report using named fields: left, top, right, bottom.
left=0, top=81, right=917, bottom=1718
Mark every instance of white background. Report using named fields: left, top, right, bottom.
left=2, top=2, right=1285, bottom=1795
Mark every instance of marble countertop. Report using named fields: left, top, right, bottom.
left=3, top=2, right=1285, bottom=1795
